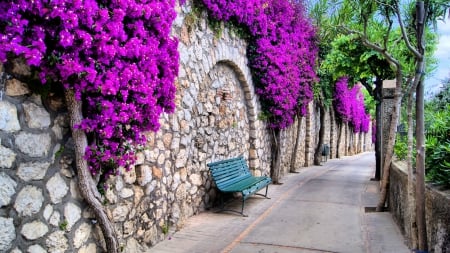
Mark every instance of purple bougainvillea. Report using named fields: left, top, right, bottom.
left=0, top=0, right=179, bottom=178
left=334, top=77, right=371, bottom=133
left=202, top=0, right=318, bottom=129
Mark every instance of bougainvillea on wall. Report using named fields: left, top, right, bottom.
left=0, top=0, right=179, bottom=179
left=201, top=0, right=318, bottom=129
left=334, top=77, right=371, bottom=133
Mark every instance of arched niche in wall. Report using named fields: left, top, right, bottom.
left=193, top=59, right=259, bottom=169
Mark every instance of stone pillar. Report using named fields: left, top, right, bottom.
left=381, top=80, right=396, bottom=175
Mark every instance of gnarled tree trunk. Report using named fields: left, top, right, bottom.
left=314, top=102, right=326, bottom=165
left=270, top=129, right=282, bottom=184
left=65, top=90, right=119, bottom=253
left=290, top=115, right=304, bottom=172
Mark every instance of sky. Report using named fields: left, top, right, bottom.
left=425, top=19, right=450, bottom=97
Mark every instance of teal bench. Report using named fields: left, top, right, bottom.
left=207, top=156, right=271, bottom=216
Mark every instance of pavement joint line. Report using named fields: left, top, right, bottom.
left=238, top=241, right=338, bottom=252
left=220, top=163, right=340, bottom=253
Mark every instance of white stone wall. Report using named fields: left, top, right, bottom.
left=0, top=62, right=100, bottom=252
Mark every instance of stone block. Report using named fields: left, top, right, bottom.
left=6, top=78, right=30, bottom=96
left=46, top=173, right=68, bottom=204
left=21, top=221, right=48, bottom=240
left=15, top=132, right=51, bottom=158
left=17, top=162, right=50, bottom=181
left=0, top=172, right=16, bottom=207
left=14, top=185, right=43, bottom=216
left=0, top=146, right=16, bottom=169
left=46, top=231, right=68, bottom=253
left=73, top=223, right=91, bottom=248
left=0, top=217, right=15, bottom=252
left=0, top=101, right=20, bottom=132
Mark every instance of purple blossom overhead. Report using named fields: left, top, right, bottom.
left=202, top=0, right=318, bottom=129
left=1, top=0, right=179, bottom=178
left=333, top=77, right=371, bottom=133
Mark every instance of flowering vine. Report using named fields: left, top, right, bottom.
left=201, top=0, right=318, bottom=129
left=334, top=77, right=371, bottom=133
left=1, top=0, right=179, bottom=179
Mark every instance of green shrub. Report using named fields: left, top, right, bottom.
left=394, top=136, right=408, bottom=161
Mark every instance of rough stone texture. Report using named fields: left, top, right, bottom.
left=5, top=78, right=30, bottom=96
left=10, top=248, right=22, bottom=253
left=78, top=243, right=96, bottom=253
left=21, top=221, right=49, bottom=240
left=46, top=231, right=68, bottom=253
left=0, top=100, right=20, bottom=132
left=46, top=173, right=68, bottom=204
left=390, top=161, right=450, bottom=252
left=14, top=186, right=44, bottom=216
left=23, top=102, right=51, bottom=129
left=15, top=132, right=51, bottom=158
left=17, top=162, right=50, bottom=181
left=0, top=217, right=15, bottom=252
left=27, top=244, right=47, bottom=253
left=0, top=172, right=17, bottom=207
left=0, top=146, right=16, bottom=169
left=64, top=202, right=81, bottom=231
left=73, top=223, right=91, bottom=248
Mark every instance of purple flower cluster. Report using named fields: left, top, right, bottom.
left=334, top=77, right=371, bottom=133
left=202, top=0, right=318, bottom=129
left=1, top=0, right=179, bottom=177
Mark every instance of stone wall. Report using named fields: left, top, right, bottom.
left=389, top=161, right=450, bottom=253
left=0, top=2, right=372, bottom=252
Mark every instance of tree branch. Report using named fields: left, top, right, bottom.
left=394, top=0, right=422, bottom=59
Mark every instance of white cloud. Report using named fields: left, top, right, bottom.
left=435, top=34, right=450, bottom=58
left=425, top=19, right=450, bottom=89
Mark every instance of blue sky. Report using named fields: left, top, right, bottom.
left=425, top=19, right=450, bottom=97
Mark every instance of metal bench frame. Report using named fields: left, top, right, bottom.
left=207, top=156, right=271, bottom=216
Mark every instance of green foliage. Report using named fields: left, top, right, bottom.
left=426, top=138, right=450, bottom=188
left=59, top=220, right=68, bottom=231
left=393, top=136, right=408, bottom=161
left=162, top=223, right=170, bottom=235
left=55, top=146, right=65, bottom=159
left=361, top=87, right=375, bottom=117
left=424, top=84, right=450, bottom=188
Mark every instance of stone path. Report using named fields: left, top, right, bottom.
left=150, top=152, right=410, bottom=253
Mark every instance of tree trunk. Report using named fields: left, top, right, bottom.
left=314, top=102, right=326, bottom=165
left=415, top=78, right=427, bottom=251
left=376, top=74, right=403, bottom=212
left=290, top=115, right=303, bottom=172
left=65, top=90, right=119, bottom=253
left=415, top=2, right=427, bottom=250
left=336, top=122, right=342, bottom=158
left=330, top=106, right=336, bottom=159
left=270, top=129, right=282, bottom=184
left=406, top=81, right=418, bottom=249
left=374, top=78, right=383, bottom=180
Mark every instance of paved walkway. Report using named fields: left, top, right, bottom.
left=150, top=152, right=410, bottom=253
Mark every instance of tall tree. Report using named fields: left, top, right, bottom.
left=333, top=0, right=448, bottom=250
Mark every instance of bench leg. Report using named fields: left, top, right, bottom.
left=255, top=185, right=271, bottom=199
left=215, top=193, right=248, bottom=217
left=241, top=199, right=247, bottom=217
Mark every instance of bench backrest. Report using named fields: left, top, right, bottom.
left=207, top=156, right=252, bottom=190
